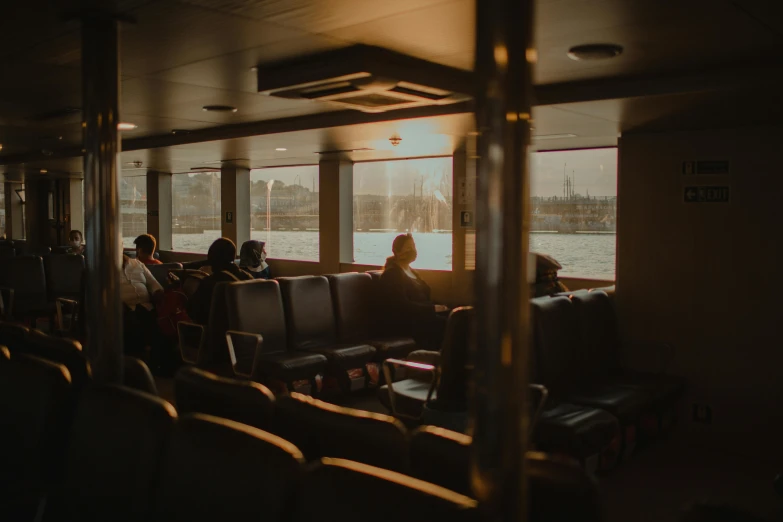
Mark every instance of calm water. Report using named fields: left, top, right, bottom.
left=160, top=230, right=615, bottom=280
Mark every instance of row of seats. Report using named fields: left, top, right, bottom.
left=0, top=255, right=85, bottom=327
left=0, top=320, right=158, bottom=395
left=381, top=290, right=684, bottom=472
left=174, top=364, right=602, bottom=521
left=0, top=349, right=484, bottom=522
left=185, top=273, right=418, bottom=394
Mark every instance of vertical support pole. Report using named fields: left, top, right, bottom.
left=146, top=170, right=173, bottom=251
left=220, top=165, right=250, bottom=248
left=82, top=11, right=123, bottom=383
left=319, top=159, right=353, bottom=273
left=471, top=0, right=534, bottom=518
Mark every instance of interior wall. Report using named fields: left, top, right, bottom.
left=617, top=126, right=783, bottom=461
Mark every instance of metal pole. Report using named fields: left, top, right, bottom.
left=471, top=0, right=534, bottom=519
left=81, top=10, right=124, bottom=383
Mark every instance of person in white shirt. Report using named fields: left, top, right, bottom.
left=121, top=254, right=167, bottom=367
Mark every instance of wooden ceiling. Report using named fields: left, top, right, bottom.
left=0, top=0, right=782, bottom=177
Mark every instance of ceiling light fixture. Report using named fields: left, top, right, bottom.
left=40, top=169, right=48, bottom=174
left=389, top=135, right=402, bottom=146
left=0, top=144, right=3, bottom=151
left=275, top=148, right=287, bottom=151
left=567, top=44, right=623, bottom=61
left=118, top=122, right=138, bottom=130
left=202, top=105, right=238, bottom=112
left=532, top=133, right=578, bottom=140
left=171, top=129, right=191, bottom=135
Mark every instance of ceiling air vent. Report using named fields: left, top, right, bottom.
left=256, top=45, right=472, bottom=113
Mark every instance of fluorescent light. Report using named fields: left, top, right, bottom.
left=275, top=148, right=287, bottom=151
left=532, top=133, right=578, bottom=140
left=118, top=123, right=137, bottom=130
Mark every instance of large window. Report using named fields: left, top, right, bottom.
left=249, top=166, right=319, bottom=262
left=172, top=172, right=222, bottom=253
left=0, top=188, right=5, bottom=239
left=530, top=148, right=617, bottom=280
left=120, top=176, right=147, bottom=248
left=353, top=157, right=453, bottom=270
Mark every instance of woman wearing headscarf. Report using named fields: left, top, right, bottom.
left=238, top=240, right=271, bottom=279
left=380, top=233, right=448, bottom=350
left=186, top=238, right=252, bottom=325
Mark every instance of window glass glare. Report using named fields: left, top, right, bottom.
left=121, top=176, right=147, bottom=248
left=172, top=172, right=222, bottom=253
left=249, top=166, right=319, bottom=262
left=353, top=157, right=453, bottom=270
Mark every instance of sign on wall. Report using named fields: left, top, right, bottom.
left=225, top=211, right=233, bottom=223
left=684, top=186, right=730, bottom=203
left=682, top=160, right=730, bottom=175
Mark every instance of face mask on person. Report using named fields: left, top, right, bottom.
left=69, top=240, right=81, bottom=248
left=397, top=247, right=417, bottom=264
left=259, top=252, right=267, bottom=262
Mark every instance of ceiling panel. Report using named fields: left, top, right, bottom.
left=149, top=33, right=348, bottom=92
left=120, top=1, right=305, bottom=77
left=325, top=0, right=474, bottom=61
left=172, top=0, right=458, bottom=33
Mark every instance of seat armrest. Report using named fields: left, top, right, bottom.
left=528, top=383, right=549, bottom=437
left=382, top=358, right=439, bottom=420
left=226, top=330, right=263, bottom=379
left=178, top=322, right=205, bottom=365
left=0, top=287, right=14, bottom=319
left=55, top=298, right=79, bottom=332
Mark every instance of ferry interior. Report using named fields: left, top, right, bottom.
left=0, top=0, right=782, bottom=521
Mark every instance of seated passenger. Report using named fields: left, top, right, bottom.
left=238, top=240, right=271, bottom=279
left=68, top=229, right=85, bottom=255
left=187, top=238, right=252, bottom=325
left=133, top=233, right=162, bottom=265
left=121, top=253, right=172, bottom=371
left=380, top=234, right=448, bottom=350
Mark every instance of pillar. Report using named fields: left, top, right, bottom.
left=220, top=165, right=250, bottom=248
left=471, top=0, right=534, bottom=519
left=81, top=11, right=123, bottom=383
left=319, top=159, right=353, bottom=273
left=146, top=170, right=172, bottom=251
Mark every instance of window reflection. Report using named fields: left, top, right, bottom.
left=249, top=166, right=319, bottom=262
left=171, top=172, right=221, bottom=253
left=353, top=157, right=453, bottom=270
left=121, top=176, right=147, bottom=248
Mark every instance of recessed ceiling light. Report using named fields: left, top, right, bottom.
left=0, top=144, right=3, bottom=151
left=532, top=133, right=578, bottom=140
left=275, top=148, right=287, bottom=151
left=202, top=105, right=238, bottom=113
left=567, top=44, right=623, bottom=61
left=171, top=129, right=191, bottom=135
left=40, top=169, right=48, bottom=174
left=118, top=122, right=138, bottom=130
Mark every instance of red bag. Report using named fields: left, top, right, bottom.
left=157, top=290, right=190, bottom=339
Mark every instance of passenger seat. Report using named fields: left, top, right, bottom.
left=275, top=392, right=410, bottom=473
left=225, top=279, right=327, bottom=392
left=279, top=276, right=375, bottom=393
left=293, top=458, right=479, bottom=522
left=328, top=272, right=416, bottom=361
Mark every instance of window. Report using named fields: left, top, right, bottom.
left=353, top=157, right=453, bottom=270
left=172, top=172, right=222, bottom=253
left=120, top=176, right=147, bottom=248
left=249, top=166, right=319, bottom=262
left=530, top=148, right=617, bottom=280
left=0, top=187, right=5, bottom=238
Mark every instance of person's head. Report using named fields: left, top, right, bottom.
left=239, top=240, right=266, bottom=268
left=133, top=234, right=157, bottom=260
left=68, top=230, right=83, bottom=247
left=207, top=237, right=237, bottom=273
left=392, top=233, right=417, bottom=265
